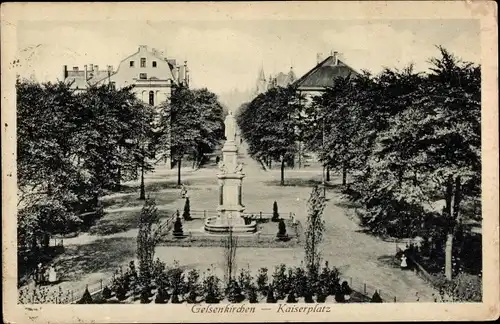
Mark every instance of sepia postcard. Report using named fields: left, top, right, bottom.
left=2, top=1, right=499, bottom=323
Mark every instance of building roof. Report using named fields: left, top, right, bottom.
left=65, top=76, right=89, bottom=89
left=65, top=69, right=113, bottom=89
left=293, top=55, right=359, bottom=90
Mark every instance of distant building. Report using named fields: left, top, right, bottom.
left=62, top=45, right=189, bottom=107
left=254, top=66, right=297, bottom=96
left=292, top=51, right=360, bottom=168
left=293, top=51, right=359, bottom=102
left=62, top=45, right=190, bottom=167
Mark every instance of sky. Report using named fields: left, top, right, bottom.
left=16, top=19, right=480, bottom=96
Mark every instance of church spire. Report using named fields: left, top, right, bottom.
left=258, top=65, right=266, bottom=81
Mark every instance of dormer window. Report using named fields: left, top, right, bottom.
left=130, top=61, right=135, bottom=67
left=152, top=61, right=157, bottom=68
left=140, top=58, right=146, bottom=68
left=139, top=73, right=147, bottom=80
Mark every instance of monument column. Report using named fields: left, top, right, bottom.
left=205, top=110, right=256, bottom=233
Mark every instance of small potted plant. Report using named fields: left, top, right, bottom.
left=172, top=215, right=184, bottom=238
left=276, top=219, right=289, bottom=241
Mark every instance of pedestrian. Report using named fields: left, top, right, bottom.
left=341, top=281, right=352, bottom=302
left=180, top=184, right=187, bottom=199
left=48, top=265, right=58, bottom=283
left=400, top=255, right=408, bottom=269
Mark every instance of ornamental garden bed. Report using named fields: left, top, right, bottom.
left=75, top=261, right=375, bottom=304
left=159, top=218, right=304, bottom=248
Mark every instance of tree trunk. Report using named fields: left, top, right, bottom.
left=177, top=158, right=182, bottom=186
left=326, top=167, right=330, bottom=182
left=42, top=233, right=50, bottom=250
left=192, top=155, right=196, bottom=170
left=116, top=165, right=122, bottom=191
left=92, top=193, right=99, bottom=210
left=443, top=175, right=462, bottom=280
left=445, top=233, right=453, bottom=280
left=139, top=159, right=145, bottom=200
left=342, top=162, right=347, bottom=186
left=280, top=156, right=285, bottom=186
left=298, top=142, right=302, bottom=169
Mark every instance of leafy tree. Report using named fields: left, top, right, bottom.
left=203, top=273, right=222, bottom=303
left=246, top=283, right=259, bottom=303
left=237, top=86, right=302, bottom=185
left=271, top=264, right=288, bottom=300
left=226, top=279, right=245, bottom=303
left=157, top=86, right=224, bottom=185
left=102, top=286, right=112, bottom=299
left=256, top=267, right=269, bottom=295
left=304, top=186, right=326, bottom=279
left=154, top=288, right=170, bottom=304
left=237, top=267, right=253, bottom=292
left=286, top=291, right=298, bottom=303
left=265, top=286, right=277, bottom=303
left=136, top=199, right=161, bottom=285
left=304, top=75, right=358, bottom=186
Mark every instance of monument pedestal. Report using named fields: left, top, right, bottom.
left=204, top=111, right=257, bottom=234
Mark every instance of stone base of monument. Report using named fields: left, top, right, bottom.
left=204, top=216, right=257, bottom=234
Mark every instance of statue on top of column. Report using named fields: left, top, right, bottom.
left=224, top=111, right=236, bottom=142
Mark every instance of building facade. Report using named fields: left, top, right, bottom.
left=62, top=45, right=190, bottom=166
left=63, top=45, right=189, bottom=106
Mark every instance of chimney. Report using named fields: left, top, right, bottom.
left=316, top=53, right=323, bottom=64
left=179, top=65, right=186, bottom=84
left=89, top=64, right=94, bottom=71
left=73, top=66, right=79, bottom=71
left=84, top=65, right=88, bottom=80
left=176, top=65, right=181, bottom=83
left=139, top=45, right=147, bottom=52
left=333, top=51, right=339, bottom=65
left=95, top=65, right=99, bottom=72
left=107, top=65, right=113, bottom=72
left=184, top=61, right=189, bottom=86
left=63, top=65, right=67, bottom=79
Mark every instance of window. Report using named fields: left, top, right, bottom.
left=149, top=91, right=155, bottom=106
left=140, top=58, right=146, bottom=68
left=152, top=61, right=157, bottom=68
left=139, top=73, right=147, bottom=80
left=129, top=61, right=134, bottom=67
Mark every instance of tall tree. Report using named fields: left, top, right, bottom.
left=237, top=86, right=301, bottom=185
left=421, top=47, right=481, bottom=279
left=136, top=198, right=161, bottom=285
left=303, top=75, right=359, bottom=186
left=304, top=186, right=326, bottom=279
left=157, top=86, right=224, bottom=185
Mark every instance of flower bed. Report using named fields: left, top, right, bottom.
left=80, top=260, right=375, bottom=304
left=160, top=219, right=304, bottom=248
